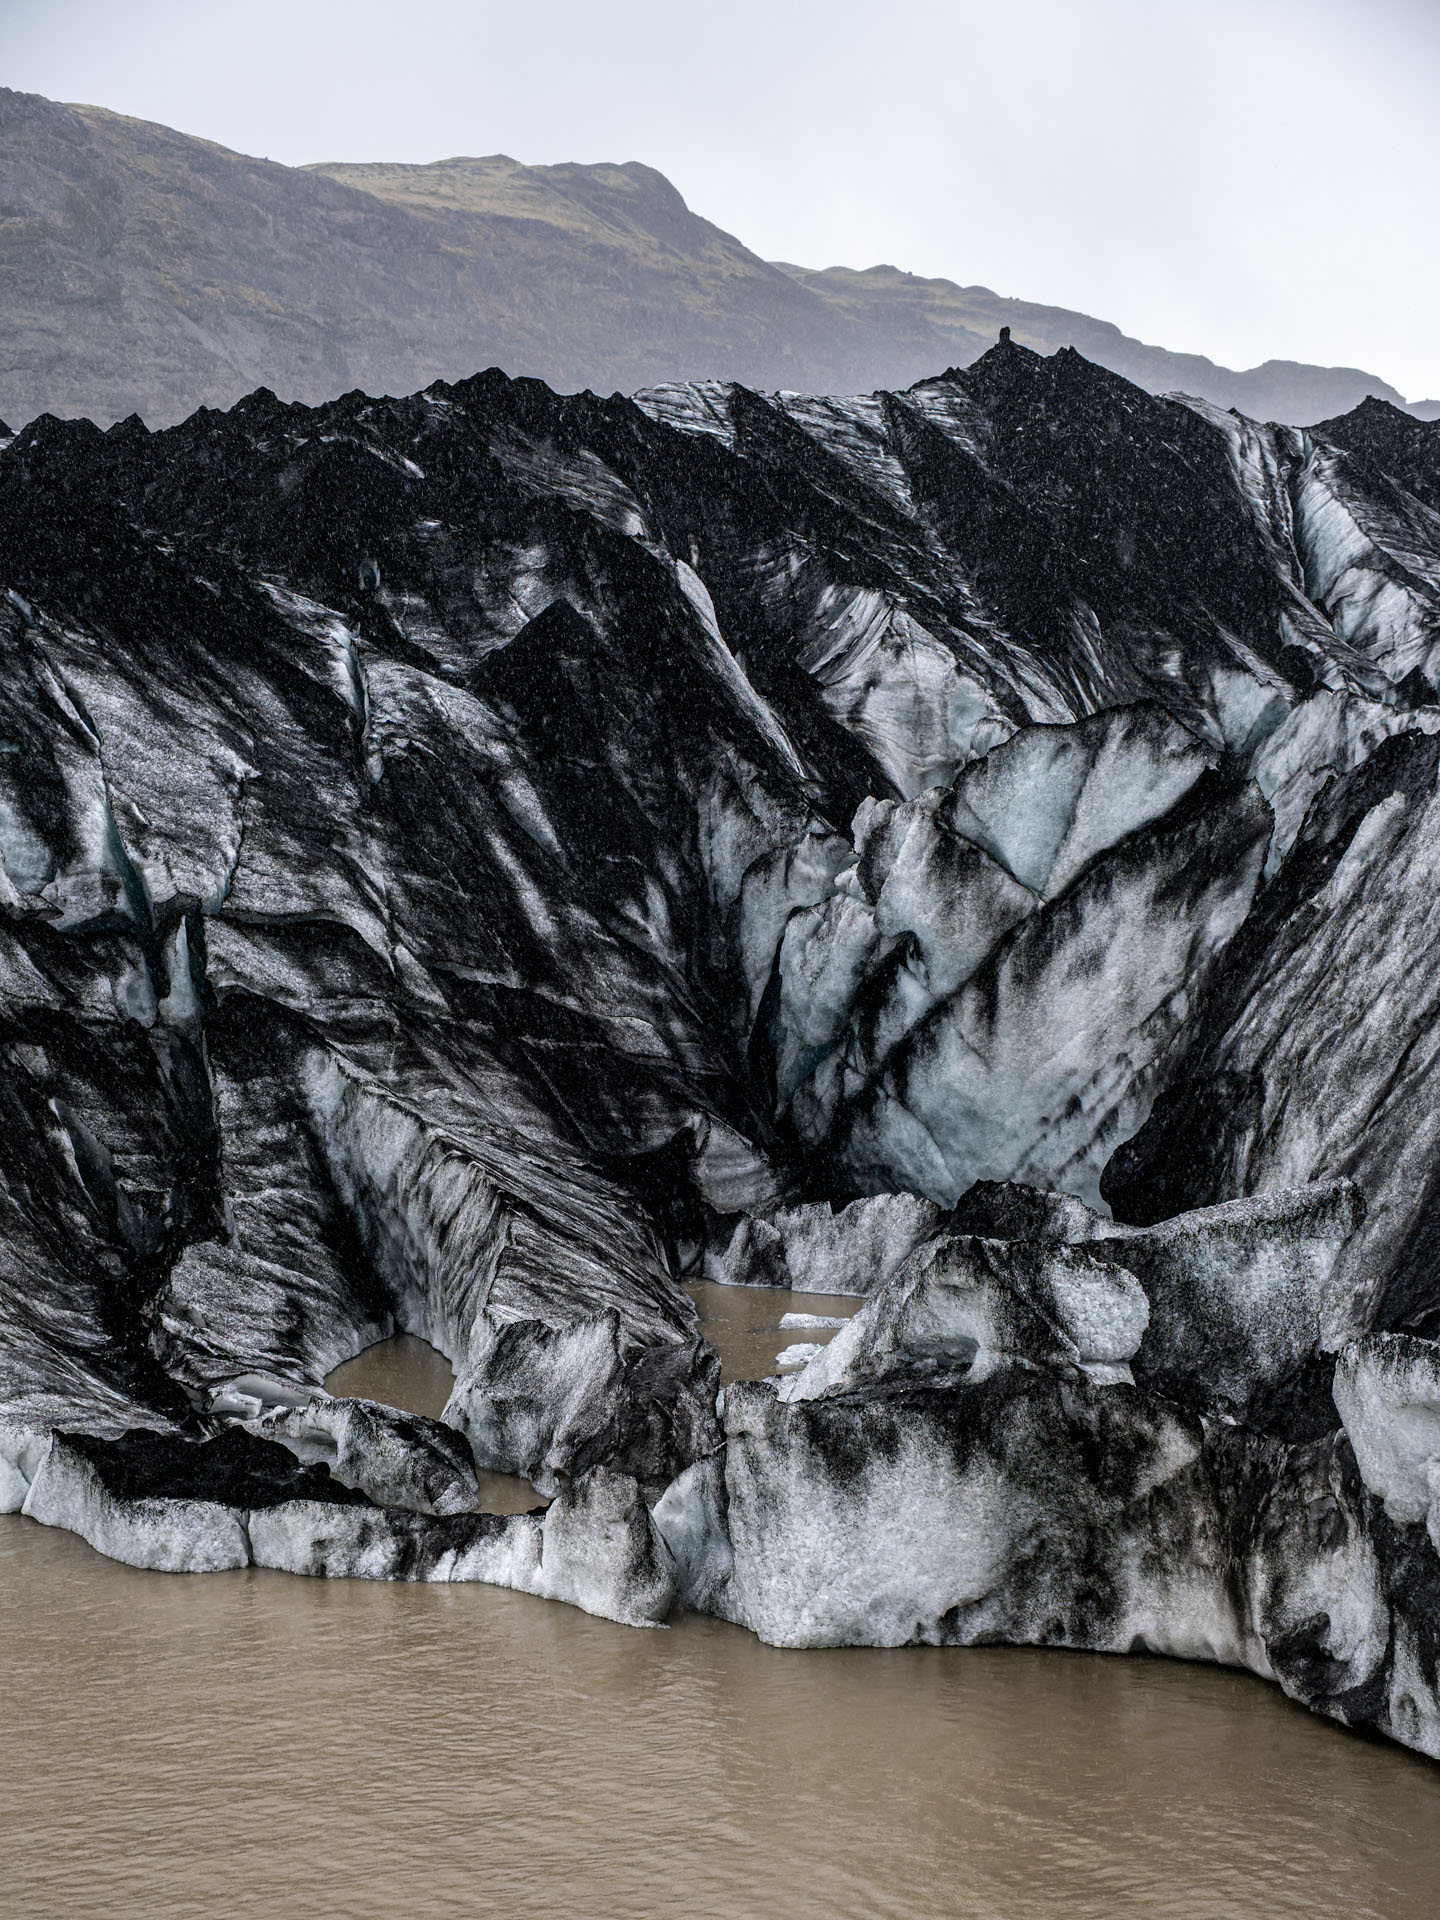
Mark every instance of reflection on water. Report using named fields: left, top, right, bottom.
left=685, top=1280, right=863, bottom=1381
left=2, top=1514, right=1438, bottom=1920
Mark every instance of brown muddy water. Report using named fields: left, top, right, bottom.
left=2, top=1286, right=1438, bottom=1920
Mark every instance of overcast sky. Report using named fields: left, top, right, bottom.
left=5, top=0, right=1438, bottom=397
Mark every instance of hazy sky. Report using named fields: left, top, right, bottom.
left=5, top=0, right=1438, bottom=397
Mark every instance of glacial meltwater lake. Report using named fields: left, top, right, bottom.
left=3, top=1288, right=1438, bottom=1919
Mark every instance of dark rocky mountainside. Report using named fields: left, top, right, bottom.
left=2, top=337, right=1439, bottom=1754
left=4, top=86, right=1434, bottom=430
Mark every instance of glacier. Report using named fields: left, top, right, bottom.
left=1, top=344, right=1439, bottom=1754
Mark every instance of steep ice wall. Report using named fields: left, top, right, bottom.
left=300, top=1047, right=717, bottom=1493
left=658, top=1191, right=1440, bottom=1758
left=3, top=348, right=1440, bottom=1753
left=1294, top=443, right=1440, bottom=690
left=1104, top=730, right=1440, bottom=1336
left=737, top=704, right=1261, bottom=1209
left=794, top=585, right=1014, bottom=798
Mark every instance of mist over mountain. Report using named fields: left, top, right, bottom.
left=3, top=86, right=1435, bottom=430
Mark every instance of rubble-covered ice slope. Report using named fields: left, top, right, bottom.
left=2, top=342, right=1439, bottom=1753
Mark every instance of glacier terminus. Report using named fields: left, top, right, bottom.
left=1, top=337, right=1439, bottom=1757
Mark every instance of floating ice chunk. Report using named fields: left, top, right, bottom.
left=708, top=1193, right=943, bottom=1296
left=209, top=1372, right=324, bottom=1417
left=779, top=1313, right=846, bottom=1330
left=775, top=1342, right=825, bottom=1368
left=779, top=1234, right=1148, bottom=1404
left=253, top=1396, right=480, bottom=1516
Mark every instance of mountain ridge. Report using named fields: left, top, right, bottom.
left=3, top=86, right=1435, bottom=430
